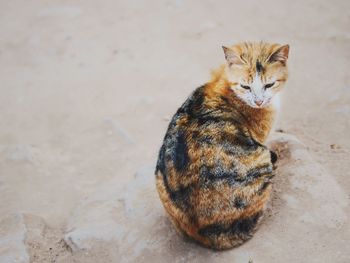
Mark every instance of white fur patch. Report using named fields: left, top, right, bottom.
left=250, top=72, right=264, bottom=100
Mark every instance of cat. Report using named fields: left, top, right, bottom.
left=155, top=42, right=289, bottom=250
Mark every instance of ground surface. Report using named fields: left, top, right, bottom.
left=0, top=0, right=349, bottom=262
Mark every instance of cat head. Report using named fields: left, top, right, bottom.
left=222, top=42, right=289, bottom=108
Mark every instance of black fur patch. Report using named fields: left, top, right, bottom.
left=270, top=150, right=278, bottom=164
left=155, top=144, right=166, bottom=175
left=198, top=212, right=262, bottom=237
left=234, top=197, right=247, bottom=209
left=197, top=135, right=214, bottom=145
left=177, top=86, right=205, bottom=119
left=196, top=114, right=223, bottom=126
left=258, top=181, right=271, bottom=195
left=169, top=185, right=193, bottom=211
left=161, top=169, right=193, bottom=211
left=234, top=132, right=259, bottom=152
left=199, top=165, right=239, bottom=186
left=256, top=60, right=263, bottom=73
left=245, top=165, right=273, bottom=181
left=173, top=131, right=189, bottom=171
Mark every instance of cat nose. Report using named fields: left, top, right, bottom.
left=254, top=99, right=263, bottom=106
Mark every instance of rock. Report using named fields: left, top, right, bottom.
left=23, top=214, right=70, bottom=263
left=0, top=213, right=71, bottom=263
left=64, top=165, right=218, bottom=262
left=269, top=132, right=348, bottom=228
left=0, top=214, right=29, bottom=263
left=63, top=166, right=157, bottom=252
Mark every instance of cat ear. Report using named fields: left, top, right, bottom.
left=222, top=46, right=244, bottom=66
left=268, top=44, right=289, bottom=64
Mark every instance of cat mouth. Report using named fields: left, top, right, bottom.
left=251, top=101, right=270, bottom=108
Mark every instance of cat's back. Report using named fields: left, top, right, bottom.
left=156, top=84, right=266, bottom=175
left=155, top=84, right=274, bottom=249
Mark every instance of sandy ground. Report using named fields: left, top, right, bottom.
left=0, top=0, right=349, bottom=262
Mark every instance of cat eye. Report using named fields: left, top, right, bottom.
left=240, top=84, right=251, bottom=90
left=264, top=82, right=275, bottom=89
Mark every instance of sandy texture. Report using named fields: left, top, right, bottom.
left=0, top=0, right=349, bottom=262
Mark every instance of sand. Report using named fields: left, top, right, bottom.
left=0, top=0, right=349, bottom=262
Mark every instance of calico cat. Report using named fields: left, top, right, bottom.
left=155, top=42, right=289, bottom=250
